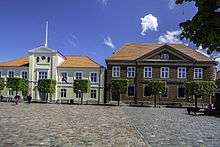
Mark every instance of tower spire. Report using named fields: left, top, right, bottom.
left=45, top=21, right=48, bottom=48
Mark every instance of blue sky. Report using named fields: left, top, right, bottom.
left=0, top=0, right=198, bottom=66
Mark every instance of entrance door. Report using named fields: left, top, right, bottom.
left=40, top=92, right=48, bottom=102
left=111, top=89, right=119, bottom=101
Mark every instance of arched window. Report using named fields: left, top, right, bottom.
left=47, top=57, right=50, bottom=63
left=161, top=53, right=169, bottom=60
left=36, top=57, right=40, bottom=63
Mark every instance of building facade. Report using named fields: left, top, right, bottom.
left=106, top=44, right=216, bottom=104
left=0, top=47, right=105, bottom=103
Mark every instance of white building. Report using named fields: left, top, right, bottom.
left=0, top=46, right=105, bottom=103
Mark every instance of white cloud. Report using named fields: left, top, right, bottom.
left=158, top=30, right=183, bottom=44
left=98, top=0, right=109, bottom=6
left=140, top=14, right=158, bottom=35
left=104, top=36, right=115, bottom=48
left=168, top=0, right=176, bottom=9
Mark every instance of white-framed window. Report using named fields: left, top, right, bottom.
left=177, top=86, right=186, bottom=99
left=91, top=89, right=97, bottom=99
left=38, top=71, right=48, bottom=79
left=161, top=53, right=169, bottom=60
left=47, top=57, right=50, bottom=63
left=160, top=67, right=169, bottom=78
left=21, top=71, right=28, bottom=79
left=112, top=66, right=120, bottom=77
left=127, top=67, right=135, bottom=78
left=76, top=92, right=81, bottom=98
left=144, top=67, right=152, bottom=78
left=36, top=57, right=40, bottom=63
left=61, top=89, right=67, bottom=98
left=8, top=71, right=15, bottom=78
left=194, top=68, right=203, bottom=79
left=61, top=72, right=68, bottom=82
left=75, top=71, right=83, bottom=80
left=178, top=67, right=186, bottom=79
left=128, top=85, right=135, bottom=97
left=9, top=88, right=13, bottom=96
left=90, top=72, right=98, bottom=83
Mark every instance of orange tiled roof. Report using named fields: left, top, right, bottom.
left=0, top=56, right=29, bottom=67
left=0, top=56, right=101, bottom=68
left=107, top=44, right=212, bottom=62
left=58, top=56, right=101, bottom=68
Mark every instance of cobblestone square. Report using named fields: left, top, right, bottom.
left=0, top=103, right=145, bottom=147
left=0, top=103, right=220, bottom=147
left=123, top=107, right=220, bottom=147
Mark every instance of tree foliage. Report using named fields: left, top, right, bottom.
left=176, top=0, right=220, bottom=53
left=111, top=79, right=128, bottom=106
left=38, top=79, right=56, bottom=94
left=7, top=78, right=28, bottom=94
left=111, top=79, right=128, bottom=94
left=73, top=79, right=90, bottom=94
left=148, top=81, right=166, bottom=96
left=186, top=80, right=216, bottom=97
left=0, top=78, right=5, bottom=93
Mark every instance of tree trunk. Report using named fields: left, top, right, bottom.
left=154, top=95, right=156, bottom=107
left=194, top=95, right=198, bottom=108
left=81, top=93, right=83, bottom=105
left=118, top=92, right=120, bottom=106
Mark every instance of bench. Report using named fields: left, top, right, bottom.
left=187, top=107, right=205, bottom=115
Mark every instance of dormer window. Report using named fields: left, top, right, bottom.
left=161, top=53, right=169, bottom=60
left=36, top=57, right=40, bottom=63
left=47, top=57, right=50, bottom=63
left=41, top=56, right=46, bottom=60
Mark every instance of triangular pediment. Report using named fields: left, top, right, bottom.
left=28, top=46, right=58, bottom=54
left=136, top=45, right=195, bottom=62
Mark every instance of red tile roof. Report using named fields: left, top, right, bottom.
left=107, top=44, right=212, bottom=62
left=0, top=56, right=101, bottom=68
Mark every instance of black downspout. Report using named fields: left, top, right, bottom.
left=134, top=61, right=138, bottom=104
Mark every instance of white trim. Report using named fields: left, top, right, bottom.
left=60, top=88, right=67, bottom=98
left=89, top=72, right=99, bottom=83
left=144, top=67, right=152, bottom=78
left=75, top=71, right=83, bottom=80
left=90, top=89, right=97, bottom=99
left=177, top=67, right=186, bottom=79
left=127, top=66, right=136, bottom=78
left=128, top=85, right=135, bottom=97
left=112, top=66, right=120, bottom=77
left=160, top=67, right=169, bottom=79
left=20, top=70, right=28, bottom=79
left=8, top=70, right=15, bottom=78
left=37, top=70, right=49, bottom=80
left=177, top=85, right=186, bottom=99
left=193, top=68, right=203, bottom=79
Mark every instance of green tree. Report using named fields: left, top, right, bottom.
left=186, top=81, right=216, bottom=107
left=0, top=78, right=5, bottom=95
left=73, top=79, right=90, bottom=104
left=38, top=79, right=56, bottom=102
left=148, top=81, right=166, bottom=107
left=176, top=0, right=220, bottom=53
left=7, top=78, right=28, bottom=95
left=111, top=79, right=128, bottom=106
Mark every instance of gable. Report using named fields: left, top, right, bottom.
left=137, top=45, right=195, bottom=62
left=28, top=46, right=57, bottom=54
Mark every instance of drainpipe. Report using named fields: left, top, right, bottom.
left=134, top=61, right=138, bottom=104
left=98, top=66, right=102, bottom=104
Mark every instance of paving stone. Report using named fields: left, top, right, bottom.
left=122, top=107, right=220, bottom=147
left=0, top=102, right=145, bottom=146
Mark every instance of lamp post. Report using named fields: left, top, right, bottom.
left=78, top=89, right=82, bottom=105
